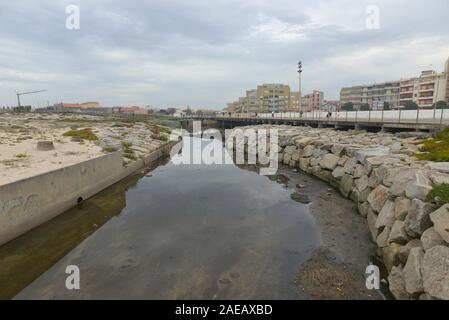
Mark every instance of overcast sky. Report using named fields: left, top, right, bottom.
left=0, top=0, right=448, bottom=109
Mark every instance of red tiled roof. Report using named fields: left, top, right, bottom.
left=61, top=103, right=81, bottom=109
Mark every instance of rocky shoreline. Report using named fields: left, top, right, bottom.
left=238, top=125, right=449, bottom=300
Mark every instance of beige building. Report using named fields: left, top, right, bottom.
left=256, top=84, right=291, bottom=113
left=340, top=56, right=449, bottom=109
left=289, top=91, right=300, bottom=111
left=400, top=70, right=447, bottom=108
left=80, top=102, right=100, bottom=109
left=227, top=84, right=326, bottom=113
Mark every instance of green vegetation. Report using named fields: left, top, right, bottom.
left=151, top=133, right=168, bottom=141
left=121, top=141, right=137, bottom=160
left=433, top=100, right=448, bottom=109
left=426, top=184, right=449, bottom=205
left=341, top=102, right=354, bottom=111
left=15, top=153, right=28, bottom=158
left=359, top=103, right=370, bottom=111
left=63, top=128, right=98, bottom=141
left=404, top=101, right=419, bottom=110
left=147, top=123, right=171, bottom=135
left=102, top=147, right=117, bottom=153
left=414, top=128, right=449, bottom=161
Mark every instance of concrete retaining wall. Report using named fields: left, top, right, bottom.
left=0, top=141, right=175, bottom=246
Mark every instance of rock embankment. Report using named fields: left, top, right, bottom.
left=243, top=125, right=449, bottom=300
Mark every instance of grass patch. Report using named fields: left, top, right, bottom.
left=425, top=183, right=449, bottom=205
left=102, top=147, right=117, bottom=153
left=15, top=153, right=28, bottom=158
left=413, top=128, right=449, bottom=161
left=63, top=128, right=98, bottom=141
left=121, top=141, right=137, bottom=160
left=151, top=133, right=168, bottom=141
left=147, top=123, right=171, bottom=135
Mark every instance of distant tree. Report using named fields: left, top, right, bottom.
left=383, top=102, right=390, bottom=110
left=433, top=101, right=448, bottom=109
left=341, top=102, right=354, bottom=111
left=184, top=106, right=193, bottom=115
left=360, top=103, right=370, bottom=111
left=13, top=105, right=32, bottom=112
left=403, top=101, right=419, bottom=110
left=167, top=108, right=177, bottom=115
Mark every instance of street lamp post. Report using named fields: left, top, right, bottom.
left=297, top=61, right=302, bottom=115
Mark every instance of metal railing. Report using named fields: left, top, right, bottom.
left=209, top=108, right=449, bottom=126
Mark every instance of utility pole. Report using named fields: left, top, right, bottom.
left=297, top=61, right=302, bottom=113
left=15, top=90, right=47, bottom=107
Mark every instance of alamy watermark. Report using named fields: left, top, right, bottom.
left=365, top=264, right=380, bottom=290
left=169, top=121, right=279, bottom=175
left=65, top=265, right=80, bottom=290
left=65, top=5, right=80, bottom=30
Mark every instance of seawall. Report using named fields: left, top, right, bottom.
left=0, top=141, right=176, bottom=246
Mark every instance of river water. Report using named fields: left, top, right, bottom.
left=0, top=136, right=380, bottom=299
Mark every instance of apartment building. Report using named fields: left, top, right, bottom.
left=256, top=84, right=291, bottom=113
left=340, top=56, right=449, bottom=109
left=225, top=83, right=302, bottom=113
left=289, top=91, right=300, bottom=111
left=302, top=90, right=324, bottom=111
left=400, top=70, right=447, bottom=108
left=340, top=86, right=363, bottom=108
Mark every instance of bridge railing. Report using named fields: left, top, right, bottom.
left=214, top=108, right=449, bottom=125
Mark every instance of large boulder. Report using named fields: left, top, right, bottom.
left=403, top=247, right=424, bottom=295
left=355, top=147, right=389, bottom=163
left=377, top=226, right=391, bottom=248
left=350, top=187, right=371, bottom=204
left=394, top=197, right=411, bottom=221
left=425, top=162, right=449, bottom=174
left=368, top=166, right=387, bottom=188
left=284, top=145, right=296, bottom=155
left=422, top=246, right=449, bottom=300
left=283, top=153, right=291, bottom=165
left=382, top=243, right=402, bottom=272
left=367, top=185, right=390, bottom=213
left=398, top=239, right=422, bottom=265
left=388, top=266, right=409, bottom=300
left=383, top=167, right=404, bottom=187
left=405, top=171, right=433, bottom=201
left=319, top=153, right=339, bottom=170
left=421, top=227, right=447, bottom=251
left=367, top=208, right=379, bottom=241
left=353, top=164, right=367, bottom=178
left=405, top=199, right=435, bottom=238
left=339, top=174, right=354, bottom=198
left=358, top=201, right=369, bottom=217
left=430, top=204, right=449, bottom=244
left=389, top=168, right=419, bottom=197
left=343, top=158, right=358, bottom=175
left=354, top=175, right=369, bottom=192
left=376, top=200, right=396, bottom=229
left=332, top=166, right=345, bottom=179
left=331, top=144, right=346, bottom=156
left=302, top=145, right=315, bottom=157
left=299, top=158, right=310, bottom=172
left=388, top=220, right=409, bottom=245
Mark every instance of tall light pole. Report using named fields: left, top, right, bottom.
left=297, top=61, right=302, bottom=113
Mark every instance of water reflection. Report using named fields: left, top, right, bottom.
left=2, top=137, right=321, bottom=299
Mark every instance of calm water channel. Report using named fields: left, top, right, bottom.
left=0, top=136, right=377, bottom=299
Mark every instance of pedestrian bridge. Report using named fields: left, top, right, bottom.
left=185, top=109, right=449, bottom=132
